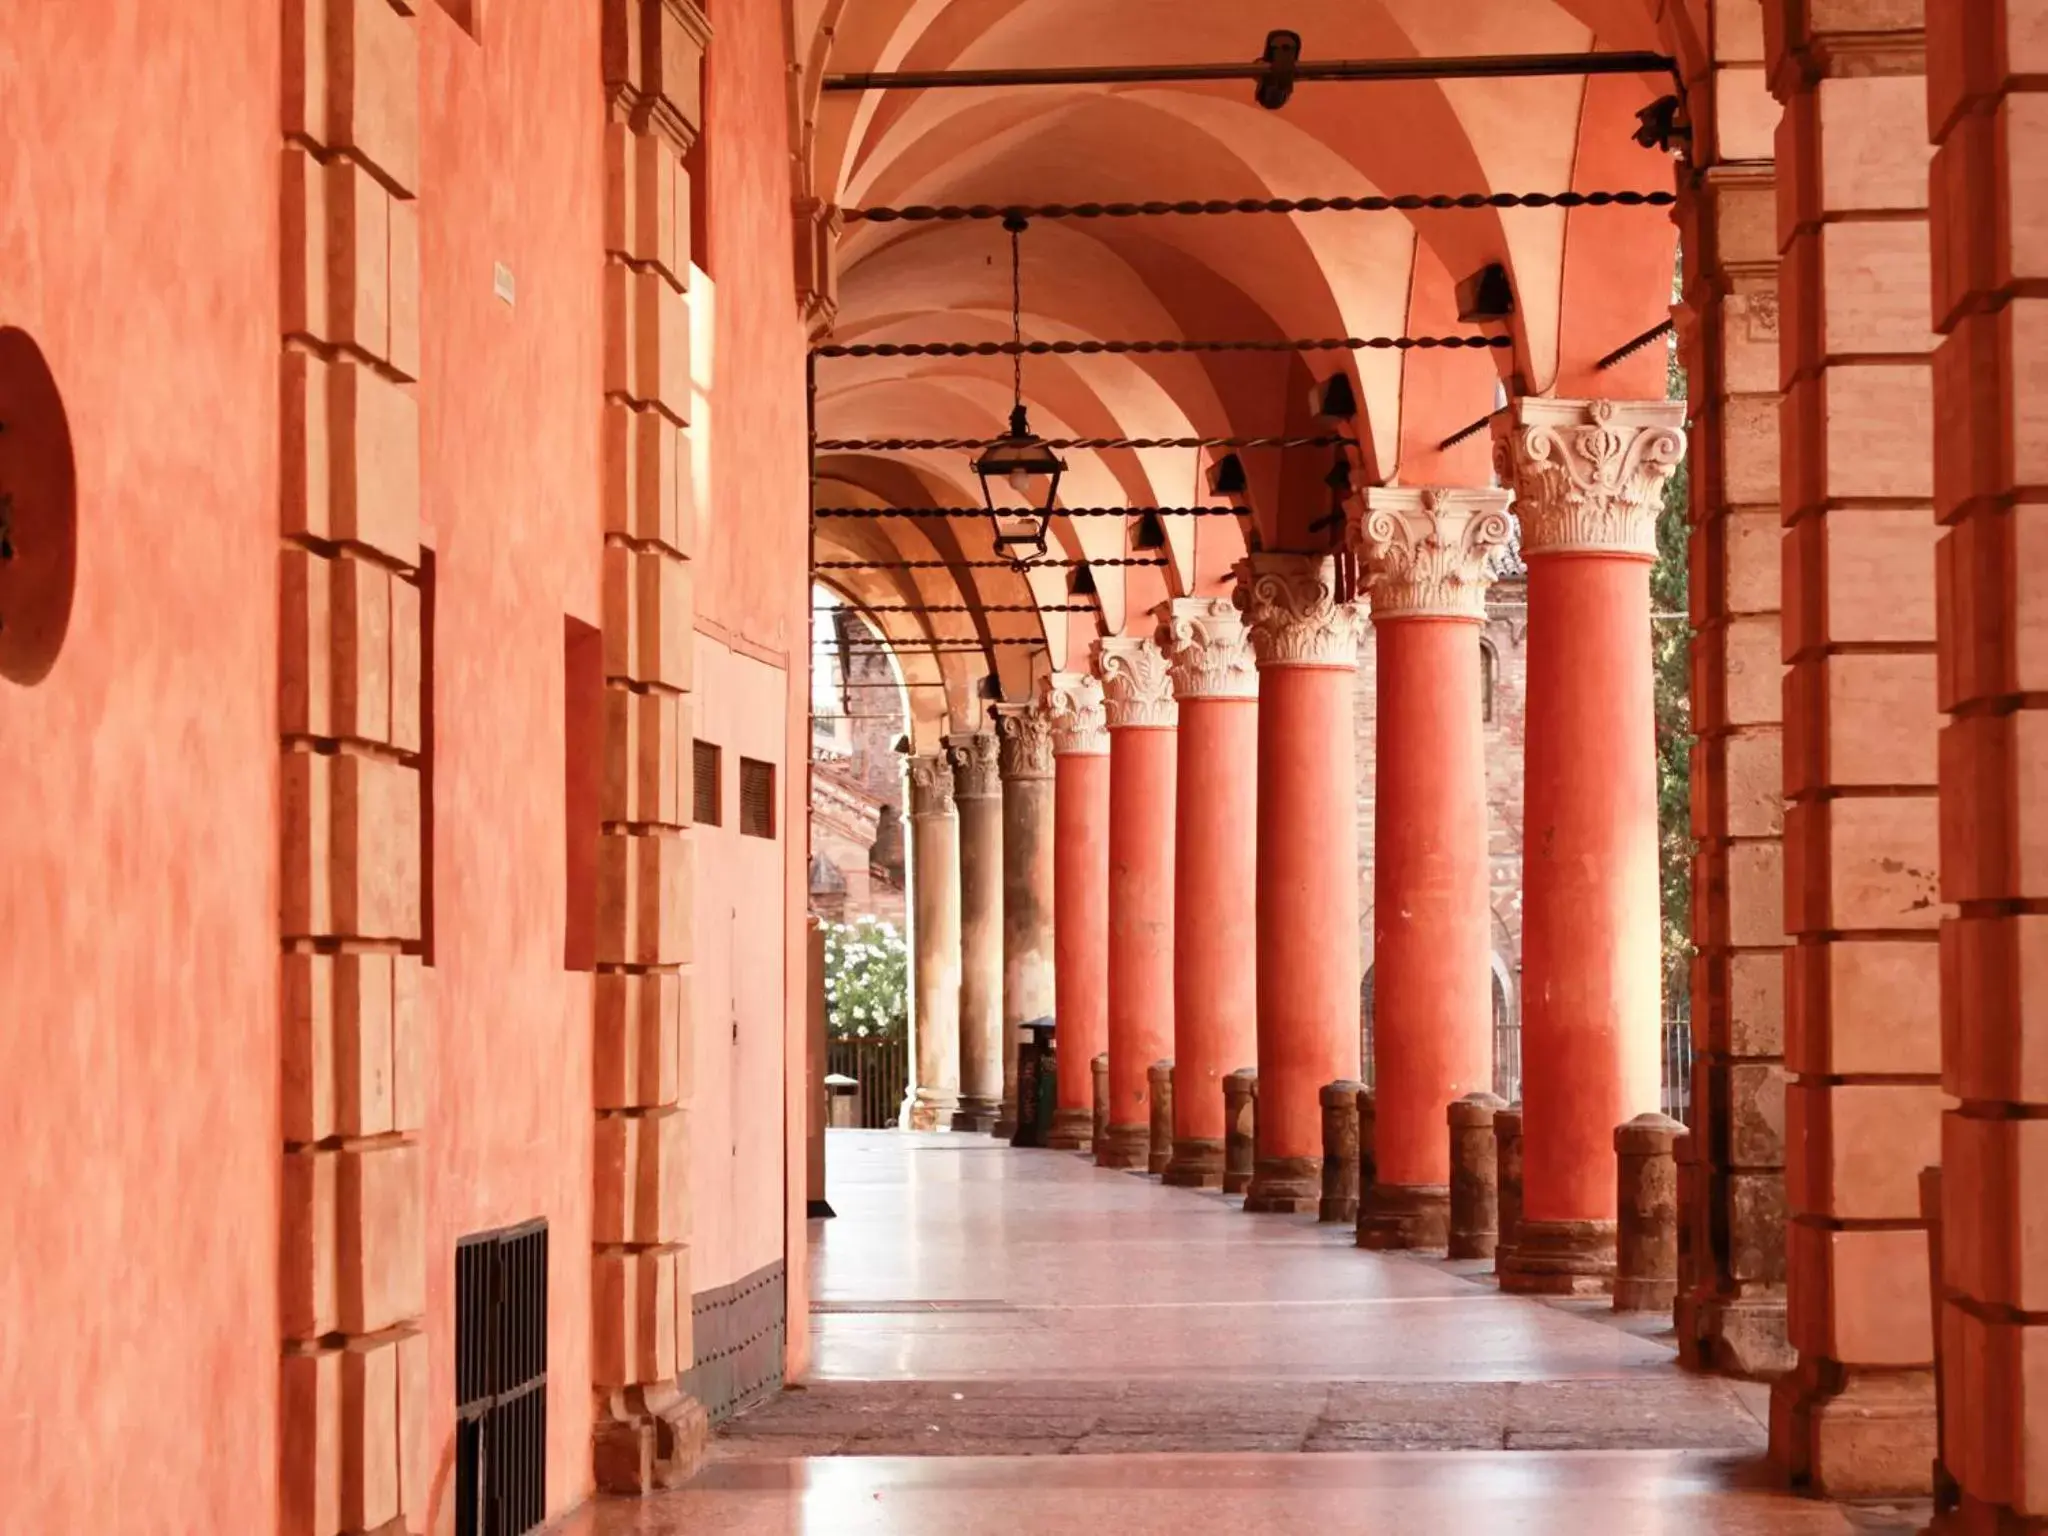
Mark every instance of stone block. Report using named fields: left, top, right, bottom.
left=328, top=0, right=419, bottom=195
left=602, top=545, right=693, bottom=691
left=392, top=953, right=424, bottom=1133
left=340, top=1334, right=400, bottom=1531
left=593, top=1246, right=679, bottom=1388
left=1942, top=710, right=2048, bottom=900
left=1784, top=506, right=1938, bottom=656
left=281, top=749, right=335, bottom=939
left=281, top=146, right=331, bottom=342
left=595, top=969, right=684, bottom=1110
left=282, top=1148, right=339, bottom=1339
left=279, top=1348, right=341, bottom=1536
left=1818, top=220, right=1938, bottom=361
left=606, top=122, right=685, bottom=287
left=1725, top=507, right=1782, bottom=612
left=1943, top=912, right=2048, bottom=1103
left=1727, top=1060, right=1788, bottom=1170
left=338, top=1140, right=424, bottom=1333
left=1723, top=613, right=1782, bottom=726
left=603, top=402, right=689, bottom=553
left=1785, top=653, right=1939, bottom=793
left=332, top=550, right=393, bottom=745
left=332, top=751, right=422, bottom=940
left=1785, top=795, right=1941, bottom=932
left=603, top=685, right=684, bottom=827
left=388, top=192, right=419, bottom=381
left=396, top=1327, right=429, bottom=1522
left=389, top=569, right=421, bottom=754
left=325, top=155, right=391, bottom=360
left=335, top=950, right=396, bottom=1136
left=1787, top=936, right=1941, bottom=1077
left=1806, top=75, right=1934, bottom=218
left=1728, top=1170, right=1790, bottom=1284
left=282, top=351, right=333, bottom=544
left=605, top=264, right=693, bottom=423
left=1730, top=949, right=1786, bottom=1057
left=283, top=953, right=336, bottom=1143
left=1723, top=393, right=1782, bottom=508
left=1942, top=1112, right=2048, bottom=1314
left=1789, top=1222, right=1933, bottom=1366
left=280, top=546, right=334, bottom=739
left=1788, top=1081, right=1944, bottom=1220
left=595, top=1107, right=690, bottom=1246
left=596, top=830, right=692, bottom=967
left=329, top=360, right=420, bottom=565
left=1728, top=839, right=1785, bottom=948
left=283, top=0, right=331, bottom=148
left=1724, top=727, right=1784, bottom=837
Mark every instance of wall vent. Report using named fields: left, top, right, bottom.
left=455, top=1218, right=549, bottom=1536
left=693, top=739, right=722, bottom=827
left=740, top=757, right=776, bottom=839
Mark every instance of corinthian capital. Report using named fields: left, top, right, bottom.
left=1037, top=671, right=1108, bottom=757
left=906, top=751, right=955, bottom=818
left=944, top=731, right=1001, bottom=800
left=1493, top=397, right=1687, bottom=559
left=989, top=701, right=1055, bottom=782
left=1154, top=597, right=1258, bottom=701
left=1350, top=488, right=1513, bottom=622
left=1092, top=636, right=1179, bottom=729
left=1231, top=553, right=1366, bottom=670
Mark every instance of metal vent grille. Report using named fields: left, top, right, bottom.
left=740, top=757, right=776, bottom=839
left=693, top=740, right=721, bottom=827
left=455, top=1219, right=548, bottom=1536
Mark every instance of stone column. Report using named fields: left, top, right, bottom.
left=1042, top=672, right=1109, bottom=1150
left=1927, top=5, right=2048, bottom=1527
left=905, top=752, right=961, bottom=1131
left=1095, top=635, right=1178, bottom=1170
left=1236, top=553, right=1367, bottom=1212
left=1350, top=488, right=1512, bottom=1250
left=1494, top=398, right=1686, bottom=1293
left=946, top=731, right=1003, bottom=1132
left=1449, top=1092, right=1508, bottom=1261
left=991, top=700, right=1056, bottom=1141
left=1156, top=596, right=1259, bottom=1188
left=1766, top=5, right=1941, bottom=1497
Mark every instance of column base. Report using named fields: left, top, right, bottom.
left=908, top=1090, right=959, bottom=1132
left=1162, top=1138, right=1224, bottom=1188
left=951, top=1097, right=999, bottom=1134
left=1096, top=1122, right=1150, bottom=1171
left=1497, top=1218, right=1617, bottom=1296
left=1046, top=1107, right=1093, bottom=1152
left=592, top=1383, right=709, bottom=1493
left=1356, top=1183, right=1450, bottom=1251
left=992, top=1094, right=1019, bottom=1141
left=1681, top=1287, right=1794, bottom=1379
left=1243, top=1156, right=1322, bottom=1214
left=1614, top=1274, right=1677, bottom=1313
left=1770, top=1365, right=1935, bottom=1500
left=1147, top=1137, right=1171, bottom=1177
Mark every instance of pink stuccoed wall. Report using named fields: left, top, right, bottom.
left=0, top=4, right=284, bottom=1532
left=413, top=2, right=606, bottom=1513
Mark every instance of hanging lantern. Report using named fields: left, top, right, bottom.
left=973, top=214, right=1066, bottom=561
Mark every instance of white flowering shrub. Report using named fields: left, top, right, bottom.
left=822, top=917, right=909, bottom=1043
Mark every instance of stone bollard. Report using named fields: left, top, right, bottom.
left=1319, top=1080, right=1365, bottom=1223
left=1222, top=1068, right=1257, bottom=1195
left=1614, top=1112, right=1686, bottom=1311
left=1493, top=1105, right=1523, bottom=1275
left=1147, top=1061, right=1174, bottom=1176
left=1091, top=1053, right=1109, bottom=1158
left=1447, top=1092, right=1509, bottom=1260
left=1352, top=1088, right=1379, bottom=1247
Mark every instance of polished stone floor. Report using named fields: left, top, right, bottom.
left=568, top=1133, right=1918, bottom=1534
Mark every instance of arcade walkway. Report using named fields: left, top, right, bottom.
left=569, top=1134, right=1906, bottom=1533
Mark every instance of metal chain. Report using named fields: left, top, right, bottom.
left=814, top=505, right=1237, bottom=519
left=814, top=335, right=1509, bottom=359
left=818, top=433, right=1345, bottom=452
left=847, top=189, right=1677, bottom=224
left=814, top=556, right=1163, bottom=570
left=816, top=603, right=1097, bottom=612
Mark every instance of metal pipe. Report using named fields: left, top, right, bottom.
left=823, top=50, right=1674, bottom=94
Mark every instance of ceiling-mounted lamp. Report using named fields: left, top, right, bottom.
left=978, top=674, right=1004, bottom=701
left=1132, top=510, right=1168, bottom=550
left=974, top=213, right=1067, bottom=561
left=1456, top=263, right=1515, bottom=324
left=1207, top=453, right=1248, bottom=497
left=1068, top=564, right=1099, bottom=598
left=1310, top=372, right=1358, bottom=422
left=1255, top=29, right=1302, bottom=110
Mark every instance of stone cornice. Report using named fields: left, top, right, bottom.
left=1350, top=488, right=1513, bottom=622
left=906, top=751, right=955, bottom=818
left=944, top=731, right=1001, bottom=800
left=1155, top=597, right=1258, bottom=701
left=1232, top=553, right=1366, bottom=670
left=1038, top=671, right=1108, bottom=757
left=1092, top=636, right=1179, bottom=729
left=1493, top=397, right=1687, bottom=560
left=989, top=701, right=1055, bottom=781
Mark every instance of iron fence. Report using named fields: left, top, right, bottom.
left=827, top=1037, right=908, bottom=1129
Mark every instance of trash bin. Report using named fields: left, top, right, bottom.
left=1012, top=1021, right=1056, bottom=1147
left=824, top=1074, right=860, bottom=1129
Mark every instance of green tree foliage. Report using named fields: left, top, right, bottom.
left=822, top=917, right=909, bottom=1043
left=1654, top=335, right=1694, bottom=1003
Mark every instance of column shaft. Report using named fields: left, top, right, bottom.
left=992, top=704, right=1056, bottom=1141
left=948, top=733, right=1003, bottom=1133
left=906, top=754, right=961, bottom=1130
left=1097, top=636, right=1178, bottom=1170
left=1237, top=555, right=1365, bottom=1213
left=1043, top=674, right=1109, bottom=1150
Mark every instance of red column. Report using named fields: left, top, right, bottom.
left=1350, top=489, right=1511, bottom=1248
left=1041, top=672, right=1109, bottom=1152
left=1236, top=554, right=1366, bottom=1212
left=1094, top=636, right=1178, bottom=1169
left=1496, top=397, right=1685, bottom=1293
left=1157, top=597, right=1258, bottom=1188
